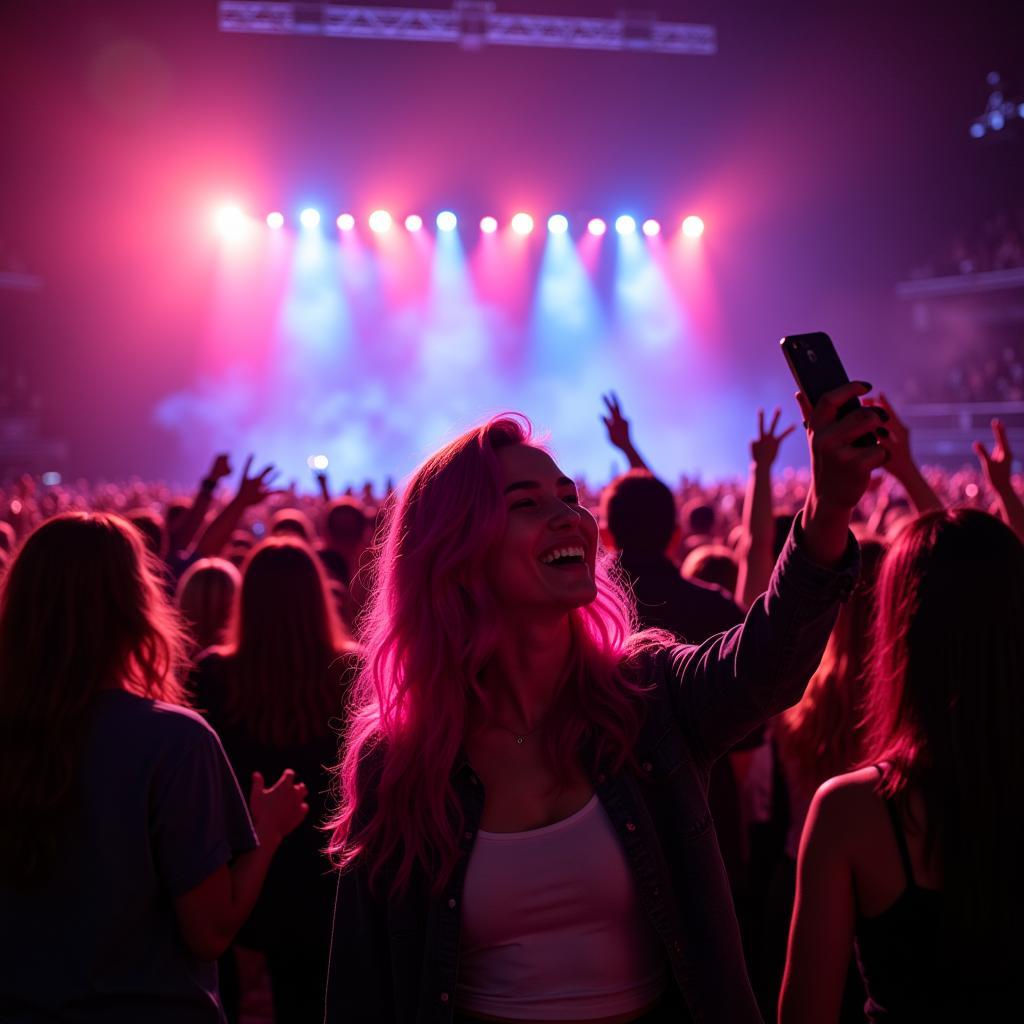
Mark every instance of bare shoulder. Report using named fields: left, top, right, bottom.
left=806, top=768, right=887, bottom=847
left=817, top=766, right=882, bottom=801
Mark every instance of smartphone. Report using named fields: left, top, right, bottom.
left=780, top=331, right=876, bottom=447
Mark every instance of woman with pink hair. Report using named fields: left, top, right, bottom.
left=326, top=383, right=887, bottom=1024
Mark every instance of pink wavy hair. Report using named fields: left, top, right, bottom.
left=327, top=414, right=667, bottom=896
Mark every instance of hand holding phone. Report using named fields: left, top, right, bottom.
left=777, top=332, right=893, bottom=567
left=780, top=332, right=877, bottom=448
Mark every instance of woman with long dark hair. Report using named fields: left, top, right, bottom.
left=325, top=383, right=888, bottom=1024
left=192, top=535, right=359, bottom=1022
left=774, top=538, right=885, bottom=801
left=176, top=556, right=241, bottom=657
left=754, top=538, right=884, bottom=1019
left=780, top=509, right=1024, bottom=1021
left=0, top=513, right=306, bottom=1022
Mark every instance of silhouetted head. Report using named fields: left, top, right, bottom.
left=599, top=470, right=677, bottom=555
left=269, top=507, right=315, bottom=544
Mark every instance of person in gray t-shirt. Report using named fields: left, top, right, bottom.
left=0, top=512, right=309, bottom=1023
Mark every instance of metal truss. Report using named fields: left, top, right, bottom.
left=218, top=3, right=717, bottom=56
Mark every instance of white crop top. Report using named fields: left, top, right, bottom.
left=456, top=793, right=668, bottom=1020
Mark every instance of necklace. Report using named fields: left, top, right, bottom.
left=491, top=720, right=545, bottom=745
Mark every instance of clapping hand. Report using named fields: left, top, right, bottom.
left=751, top=408, right=796, bottom=468
left=249, top=769, right=308, bottom=848
left=234, top=455, right=280, bottom=508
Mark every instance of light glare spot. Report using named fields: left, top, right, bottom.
left=511, top=212, right=534, bottom=235
left=215, top=204, right=246, bottom=237
left=682, top=215, right=705, bottom=238
left=369, top=209, right=393, bottom=233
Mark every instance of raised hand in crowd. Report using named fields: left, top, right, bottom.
left=863, top=392, right=942, bottom=514
left=736, top=407, right=796, bottom=608
left=974, top=418, right=1024, bottom=541
left=208, top=453, right=232, bottom=484
left=316, top=470, right=331, bottom=502
left=170, top=452, right=234, bottom=554
left=751, top=407, right=797, bottom=469
left=194, top=455, right=280, bottom=558
left=601, top=391, right=649, bottom=471
left=234, top=456, right=280, bottom=509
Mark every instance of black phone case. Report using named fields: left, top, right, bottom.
left=780, top=332, right=875, bottom=447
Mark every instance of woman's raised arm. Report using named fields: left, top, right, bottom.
left=661, top=383, right=890, bottom=763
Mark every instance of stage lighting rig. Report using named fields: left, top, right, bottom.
left=218, top=2, right=717, bottom=56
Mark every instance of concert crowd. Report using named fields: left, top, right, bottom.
left=1, top=389, right=1021, bottom=1023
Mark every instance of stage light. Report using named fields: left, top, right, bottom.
left=615, top=215, right=636, bottom=235
left=337, top=213, right=355, bottom=231
left=642, top=219, right=661, bottom=237
left=405, top=214, right=423, bottom=232
left=682, top=215, right=705, bottom=238
left=215, top=204, right=246, bottom=238
left=41, top=471, right=61, bottom=486
left=266, top=211, right=285, bottom=230
left=511, top=212, right=534, bottom=235
left=436, top=210, right=458, bottom=232
left=307, top=454, right=330, bottom=471
left=989, top=110, right=1005, bottom=131
left=369, top=209, right=393, bottom=233
left=970, top=122, right=986, bottom=138
left=547, top=214, right=569, bottom=235
left=587, top=217, right=607, bottom=237
left=480, top=216, right=498, bottom=234
left=299, top=208, right=321, bottom=229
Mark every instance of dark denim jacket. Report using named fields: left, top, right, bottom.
left=325, top=521, right=858, bottom=1024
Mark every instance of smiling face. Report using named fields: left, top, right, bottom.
left=486, top=444, right=599, bottom=616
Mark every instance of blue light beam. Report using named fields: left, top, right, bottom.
left=614, top=231, right=685, bottom=354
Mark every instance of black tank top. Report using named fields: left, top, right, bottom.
left=853, top=769, right=1007, bottom=1021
